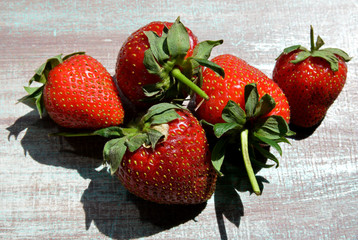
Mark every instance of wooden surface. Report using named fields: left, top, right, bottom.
left=1, top=0, right=357, bottom=239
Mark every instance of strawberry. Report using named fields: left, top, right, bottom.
left=65, top=103, right=217, bottom=204
left=195, top=54, right=293, bottom=195
left=273, top=26, right=351, bottom=128
left=196, top=54, right=290, bottom=125
left=115, top=17, right=224, bottom=109
left=19, top=53, right=125, bottom=129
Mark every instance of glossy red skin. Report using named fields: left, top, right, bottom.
left=196, top=54, right=290, bottom=125
left=273, top=50, right=347, bottom=127
left=44, top=54, right=124, bottom=129
left=115, top=21, right=198, bottom=108
left=116, top=110, right=217, bottom=204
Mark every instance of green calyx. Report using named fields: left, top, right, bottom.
left=281, top=26, right=351, bottom=72
left=210, top=83, right=294, bottom=195
left=54, top=103, right=184, bottom=174
left=143, top=16, right=225, bottom=102
left=18, top=52, right=85, bottom=117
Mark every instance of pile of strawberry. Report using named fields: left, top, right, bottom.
left=20, top=18, right=350, bottom=205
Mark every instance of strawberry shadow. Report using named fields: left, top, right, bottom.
left=214, top=177, right=244, bottom=239
left=80, top=168, right=208, bottom=239
left=6, top=110, right=104, bottom=170
left=211, top=139, right=270, bottom=240
left=127, top=193, right=207, bottom=228
left=288, top=118, right=324, bottom=140
left=6, top=110, right=207, bottom=239
left=214, top=171, right=269, bottom=240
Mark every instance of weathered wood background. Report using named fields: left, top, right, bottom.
left=1, top=0, right=357, bottom=239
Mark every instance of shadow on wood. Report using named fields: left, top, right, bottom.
left=211, top=140, right=271, bottom=240
left=288, top=118, right=324, bottom=140
left=6, top=111, right=208, bottom=239
left=80, top=169, right=167, bottom=239
left=214, top=177, right=244, bottom=240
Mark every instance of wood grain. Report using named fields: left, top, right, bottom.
left=1, top=0, right=357, bottom=239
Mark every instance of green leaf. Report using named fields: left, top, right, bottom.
left=254, top=115, right=290, bottom=140
left=274, top=136, right=292, bottom=144
left=30, top=54, right=63, bottom=85
left=291, top=51, right=311, bottom=64
left=221, top=100, right=246, bottom=125
left=244, top=83, right=259, bottom=118
left=312, top=50, right=339, bottom=71
left=144, top=31, right=169, bottom=65
left=147, top=128, right=164, bottom=149
left=29, top=72, right=46, bottom=86
left=166, top=17, right=190, bottom=59
left=103, top=138, right=127, bottom=175
left=149, top=109, right=181, bottom=125
left=20, top=85, right=43, bottom=100
left=323, top=48, right=352, bottom=62
left=315, top=35, right=325, bottom=50
left=143, top=49, right=162, bottom=75
left=142, top=102, right=182, bottom=123
left=23, top=86, right=41, bottom=95
left=34, top=91, right=44, bottom=117
left=48, top=55, right=63, bottom=69
left=283, top=45, right=302, bottom=54
left=214, top=122, right=242, bottom=138
left=250, top=157, right=275, bottom=169
left=21, top=52, right=85, bottom=118
left=191, top=57, right=225, bottom=78
left=253, top=94, right=276, bottom=118
left=190, top=40, right=225, bottom=78
left=276, top=45, right=308, bottom=61
left=286, top=130, right=296, bottom=137
left=120, top=127, right=141, bottom=136
left=18, top=85, right=45, bottom=117
left=200, top=119, right=215, bottom=128
left=142, top=82, right=165, bottom=98
left=192, top=40, right=223, bottom=60
left=254, top=134, right=282, bottom=156
left=125, top=133, right=148, bottom=152
left=254, top=144, right=280, bottom=168
left=31, top=63, right=48, bottom=83
left=211, top=138, right=228, bottom=176
left=93, top=126, right=125, bottom=138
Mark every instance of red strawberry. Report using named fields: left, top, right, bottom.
left=81, top=103, right=217, bottom=204
left=115, top=17, right=224, bottom=109
left=20, top=53, right=125, bottom=129
left=273, top=26, right=351, bottom=128
left=196, top=54, right=290, bottom=125
left=195, top=54, right=293, bottom=195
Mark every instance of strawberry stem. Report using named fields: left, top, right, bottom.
left=171, top=68, right=209, bottom=100
left=50, top=132, right=96, bottom=137
left=310, top=25, right=315, bottom=51
left=241, top=129, right=261, bottom=195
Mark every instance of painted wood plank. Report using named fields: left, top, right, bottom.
left=1, top=0, right=357, bottom=239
